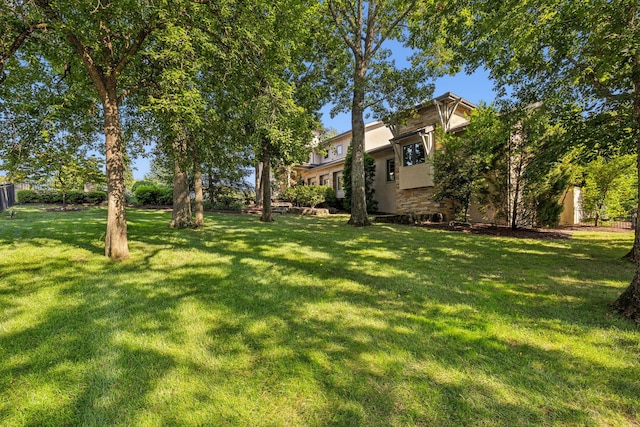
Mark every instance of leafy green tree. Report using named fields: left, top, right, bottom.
left=433, top=103, right=569, bottom=228
left=343, top=141, right=377, bottom=213
left=0, top=1, right=172, bottom=259
left=219, top=1, right=323, bottom=223
left=582, top=155, right=636, bottom=226
left=0, top=58, right=104, bottom=209
left=323, top=0, right=439, bottom=226
left=433, top=130, right=481, bottom=222
left=522, top=156, right=574, bottom=228
left=437, top=0, right=640, bottom=320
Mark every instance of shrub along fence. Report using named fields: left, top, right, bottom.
left=16, top=189, right=107, bottom=205
left=0, top=184, right=15, bottom=212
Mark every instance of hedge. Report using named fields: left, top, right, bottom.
left=133, top=185, right=173, bottom=205
left=16, top=189, right=106, bottom=204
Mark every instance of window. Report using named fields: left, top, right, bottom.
left=402, top=142, right=426, bottom=166
left=321, top=175, right=330, bottom=186
left=386, top=158, right=395, bottom=182
left=333, top=171, right=344, bottom=191
left=336, top=145, right=343, bottom=155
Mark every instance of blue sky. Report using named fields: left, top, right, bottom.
left=319, top=68, right=498, bottom=135
left=131, top=69, right=498, bottom=180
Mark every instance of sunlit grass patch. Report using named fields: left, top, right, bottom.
left=0, top=206, right=638, bottom=426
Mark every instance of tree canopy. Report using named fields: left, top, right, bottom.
left=431, top=0, right=640, bottom=319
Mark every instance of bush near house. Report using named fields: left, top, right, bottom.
left=281, top=185, right=336, bottom=208
left=16, top=189, right=106, bottom=204
left=133, top=185, right=173, bottom=206
left=210, top=195, right=245, bottom=211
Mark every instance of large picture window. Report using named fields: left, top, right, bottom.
left=402, top=142, right=426, bottom=167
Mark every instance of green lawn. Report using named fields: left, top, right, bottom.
left=0, top=206, right=638, bottom=426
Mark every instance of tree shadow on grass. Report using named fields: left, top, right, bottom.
left=0, top=209, right=638, bottom=425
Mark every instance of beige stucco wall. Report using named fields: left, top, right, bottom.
left=365, top=122, right=396, bottom=150
left=298, top=121, right=394, bottom=203
left=467, top=200, right=498, bottom=223
left=299, top=163, right=345, bottom=198
left=370, top=149, right=397, bottom=213
left=559, top=186, right=582, bottom=225
left=399, top=161, right=433, bottom=190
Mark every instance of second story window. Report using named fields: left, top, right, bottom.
left=336, top=145, right=343, bottom=155
left=402, top=142, right=425, bottom=167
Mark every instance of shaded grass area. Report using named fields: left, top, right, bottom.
left=0, top=206, right=638, bottom=426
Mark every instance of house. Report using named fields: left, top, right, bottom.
left=386, top=92, right=476, bottom=219
left=296, top=92, right=580, bottom=226
left=293, top=120, right=398, bottom=213
left=296, top=92, right=474, bottom=217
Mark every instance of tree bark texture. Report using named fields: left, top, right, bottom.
left=255, top=162, right=264, bottom=206
left=611, top=88, right=640, bottom=321
left=193, top=162, right=204, bottom=228
left=103, top=90, right=130, bottom=260
left=169, top=133, right=192, bottom=229
left=347, top=58, right=371, bottom=226
left=260, top=142, right=273, bottom=222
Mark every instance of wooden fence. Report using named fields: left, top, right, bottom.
left=0, top=183, right=15, bottom=212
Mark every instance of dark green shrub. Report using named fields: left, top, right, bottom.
left=39, top=191, right=62, bottom=204
left=134, top=185, right=173, bottom=205
left=158, top=187, right=173, bottom=205
left=131, top=180, right=156, bottom=193
left=66, top=190, right=85, bottom=204
left=212, top=194, right=244, bottom=210
left=322, top=187, right=339, bottom=209
left=125, top=191, right=136, bottom=204
left=280, top=187, right=297, bottom=205
left=134, top=186, right=155, bottom=205
left=17, top=190, right=39, bottom=203
left=85, top=191, right=107, bottom=204
left=296, top=186, right=326, bottom=208
left=280, top=185, right=335, bottom=208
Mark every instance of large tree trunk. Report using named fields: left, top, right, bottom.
left=169, top=132, right=192, bottom=229
left=348, top=58, right=371, bottom=226
left=103, top=89, right=130, bottom=260
left=623, top=243, right=639, bottom=262
left=611, top=89, right=640, bottom=321
left=193, top=160, right=204, bottom=228
left=255, top=162, right=264, bottom=206
left=260, top=141, right=273, bottom=222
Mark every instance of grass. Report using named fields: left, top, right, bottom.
left=0, top=205, right=639, bottom=426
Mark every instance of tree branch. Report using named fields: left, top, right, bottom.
left=113, top=26, right=152, bottom=76
left=565, top=56, right=620, bottom=101
left=328, top=0, right=358, bottom=53
left=118, top=79, right=155, bottom=103
left=370, top=0, right=417, bottom=57
left=33, top=0, right=109, bottom=96
left=0, top=23, right=48, bottom=83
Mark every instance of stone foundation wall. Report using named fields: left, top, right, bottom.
left=396, top=186, right=454, bottom=222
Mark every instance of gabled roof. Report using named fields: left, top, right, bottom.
left=431, top=92, right=477, bottom=110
